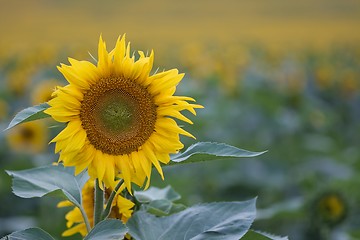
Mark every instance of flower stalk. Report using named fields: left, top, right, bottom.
left=79, top=204, right=92, bottom=234
left=101, top=179, right=125, bottom=220
left=93, top=179, right=104, bottom=226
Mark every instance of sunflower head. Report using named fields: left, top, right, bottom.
left=6, top=121, right=49, bottom=154
left=311, top=191, right=348, bottom=227
left=45, top=35, right=203, bottom=191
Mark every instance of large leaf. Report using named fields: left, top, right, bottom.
left=6, top=165, right=89, bottom=208
left=127, top=198, right=256, bottom=240
left=170, top=142, right=266, bottom=164
left=84, top=219, right=128, bottom=240
left=2, top=228, right=54, bottom=240
left=5, top=103, right=50, bottom=131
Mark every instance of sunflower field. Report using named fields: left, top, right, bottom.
left=1, top=1, right=360, bottom=240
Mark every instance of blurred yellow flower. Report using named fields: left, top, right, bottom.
left=6, top=68, right=33, bottom=96
left=315, top=66, right=334, bottom=89
left=31, top=79, right=61, bottom=105
left=45, top=35, right=202, bottom=191
left=58, top=180, right=134, bottom=237
left=0, top=99, right=9, bottom=122
left=341, top=70, right=359, bottom=97
left=6, top=121, right=48, bottom=154
left=314, top=191, right=347, bottom=227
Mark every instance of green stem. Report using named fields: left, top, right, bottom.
left=101, top=179, right=124, bottom=220
left=93, top=179, right=104, bottom=226
left=79, top=204, right=92, bottom=233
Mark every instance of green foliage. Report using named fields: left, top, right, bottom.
left=84, top=219, right=128, bottom=240
left=4, top=103, right=50, bottom=131
left=127, top=199, right=257, bottom=240
left=6, top=165, right=88, bottom=209
left=2, top=228, right=54, bottom=240
left=170, top=142, right=266, bottom=164
left=1, top=221, right=128, bottom=240
left=134, top=185, right=181, bottom=203
left=134, top=186, right=186, bottom=216
left=6, top=167, right=286, bottom=239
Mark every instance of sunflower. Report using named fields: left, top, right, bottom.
left=31, top=79, right=60, bottom=105
left=45, top=35, right=202, bottom=190
left=6, top=121, right=49, bottom=154
left=314, top=191, right=347, bottom=227
left=58, top=180, right=134, bottom=237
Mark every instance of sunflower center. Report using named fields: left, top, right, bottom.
left=80, top=77, right=157, bottom=155
left=21, top=127, right=35, bottom=141
left=98, top=94, right=135, bottom=133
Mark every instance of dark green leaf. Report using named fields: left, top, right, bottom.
left=2, top=228, right=54, bottom=240
left=127, top=198, right=256, bottom=240
left=4, top=103, right=50, bottom=131
left=170, top=142, right=266, bottom=164
left=134, top=186, right=181, bottom=203
left=6, top=165, right=89, bottom=208
left=84, top=219, right=128, bottom=240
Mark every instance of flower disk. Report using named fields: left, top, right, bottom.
left=45, top=35, right=202, bottom=190
left=80, top=76, right=157, bottom=155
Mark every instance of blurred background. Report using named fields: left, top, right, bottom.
left=1, top=0, right=360, bottom=239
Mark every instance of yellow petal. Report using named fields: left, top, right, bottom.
left=143, top=143, right=164, bottom=180
left=89, top=150, right=106, bottom=184
left=62, top=223, right=87, bottom=237
left=157, top=108, right=193, bottom=124
left=61, top=129, right=86, bottom=154
left=149, top=133, right=183, bottom=153
left=155, top=152, right=170, bottom=164
left=129, top=151, right=145, bottom=176
left=103, top=155, right=116, bottom=189
left=73, top=146, right=94, bottom=175
left=136, top=149, right=152, bottom=180
left=57, top=200, right=73, bottom=208
left=56, top=85, right=84, bottom=101
left=113, top=35, right=126, bottom=74
left=44, top=106, right=79, bottom=122
left=156, top=118, right=195, bottom=139
left=97, top=35, right=111, bottom=76
left=149, top=72, right=184, bottom=95
left=57, top=64, right=90, bottom=90
left=137, top=50, right=155, bottom=86
left=116, top=155, right=132, bottom=192
left=48, top=95, right=81, bottom=111
left=68, top=58, right=99, bottom=85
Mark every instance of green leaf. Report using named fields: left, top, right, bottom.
left=4, top=103, right=50, bottom=131
left=2, top=228, right=55, bottom=240
left=134, top=186, right=185, bottom=216
left=6, top=165, right=89, bottom=208
left=127, top=198, right=256, bottom=240
left=170, top=142, right=266, bottom=164
left=242, top=230, right=288, bottom=240
left=134, top=186, right=181, bottom=203
left=84, top=219, right=128, bottom=240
